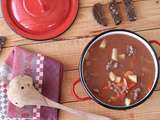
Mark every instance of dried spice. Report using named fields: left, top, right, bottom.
left=111, top=81, right=122, bottom=95
left=106, top=60, right=119, bottom=71
left=123, top=0, right=137, bottom=21
left=93, top=3, right=108, bottom=26
left=126, top=45, right=136, bottom=56
left=108, top=0, right=122, bottom=25
left=0, top=36, right=6, bottom=51
left=132, top=88, right=141, bottom=100
left=106, top=60, right=114, bottom=70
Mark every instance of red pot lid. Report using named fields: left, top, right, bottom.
left=2, top=0, right=78, bottom=40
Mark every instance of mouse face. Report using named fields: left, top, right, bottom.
left=7, top=75, right=33, bottom=108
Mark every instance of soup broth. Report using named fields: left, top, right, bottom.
left=83, top=34, right=155, bottom=106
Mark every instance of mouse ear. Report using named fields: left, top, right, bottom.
left=21, top=75, right=33, bottom=86
left=14, top=75, right=33, bottom=85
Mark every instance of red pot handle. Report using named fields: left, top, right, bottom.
left=72, top=79, right=91, bottom=101
left=150, top=40, right=160, bottom=60
left=150, top=40, right=160, bottom=91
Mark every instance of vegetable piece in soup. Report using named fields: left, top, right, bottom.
left=83, top=34, right=155, bottom=106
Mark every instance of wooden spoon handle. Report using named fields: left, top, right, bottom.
left=43, top=97, right=111, bottom=120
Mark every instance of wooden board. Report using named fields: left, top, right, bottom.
left=0, top=0, right=160, bottom=120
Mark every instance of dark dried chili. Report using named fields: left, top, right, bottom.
left=123, top=0, right=137, bottom=21
left=108, top=0, right=122, bottom=25
left=0, top=36, right=6, bottom=51
left=93, top=3, right=108, bottom=26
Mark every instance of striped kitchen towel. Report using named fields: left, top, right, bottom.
left=0, top=47, right=63, bottom=120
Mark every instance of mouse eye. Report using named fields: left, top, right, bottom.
left=21, top=86, right=24, bottom=90
left=15, top=102, right=18, bottom=105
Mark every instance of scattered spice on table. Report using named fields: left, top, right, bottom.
left=0, top=36, right=6, bottom=51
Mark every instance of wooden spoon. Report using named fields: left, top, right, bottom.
left=7, top=75, right=111, bottom=120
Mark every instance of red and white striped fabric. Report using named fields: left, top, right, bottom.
left=0, top=53, right=45, bottom=120
left=0, top=82, right=20, bottom=120
left=0, top=47, right=62, bottom=120
left=33, top=54, right=44, bottom=120
left=0, top=82, right=8, bottom=114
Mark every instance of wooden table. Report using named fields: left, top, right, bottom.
left=0, top=0, right=160, bottom=120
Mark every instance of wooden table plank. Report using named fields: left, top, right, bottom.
left=59, top=91, right=160, bottom=120
left=0, top=0, right=159, bottom=47
left=1, top=29, right=160, bottom=71
left=61, top=70, right=87, bottom=103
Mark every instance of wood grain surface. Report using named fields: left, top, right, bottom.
left=0, top=0, right=160, bottom=120
left=59, top=91, right=160, bottom=120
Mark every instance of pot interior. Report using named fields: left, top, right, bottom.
left=80, top=30, right=159, bottom=109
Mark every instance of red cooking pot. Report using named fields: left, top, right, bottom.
left=74, top=29, right=160, bottom=110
